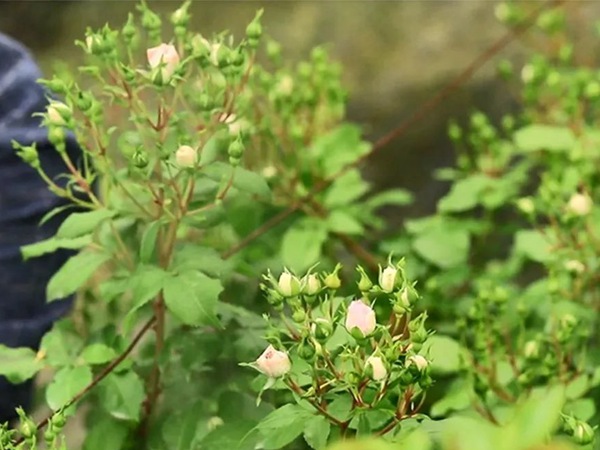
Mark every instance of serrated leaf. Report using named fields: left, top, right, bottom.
left=163, top=270, right=223, bottom=327
left=122, top=265, right=167, bottom=333
left=365, top=188, right=414, bottom=210
left=21, top=235, right=91, bottom=260
left=514, top=124, right=576, bottom=153
left=0, top=345, right=44, bottom=383
left=281, top=220, right=328, bottom=272
left=47, top=251, right=111, bottom=301
left=438, top=174, right=491, bottom=213
left=257, top=404, right=313, bottom=450
left=327, top=210, right=364, bottom=235
left=303, top=415, right=330, bottom=450
left=412, top=222, right=470, bottom=269
left=513, top=229, right=551, bottom=263
left=81, top=343, right=117, bottom=365
left=204, top=162, right=270, bottom=200
left=57, top=209, right=115, bottom=239
left=46, top=365, right=93, bottom=410
left=83, top=415, right=129, bottom=450
left=324, top=169, right=370, bottom=208
left=139, top=221, right=161, bottom=264
left=97, top=371, right=145, bottom=421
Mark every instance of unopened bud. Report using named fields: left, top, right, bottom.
left=573, top=421, right=595, bottom=445
left=523, top=340, right=540, bottom=360
left=407, top=355, right=429, bottom=372
left=278, top=270, right=301, bottom=297
left=175, top=145, right=197, bottom=168
left=312, top=318, right=333, bottom=342
left=356, top=266, right=373, bottom=292
left=365, top=355, right=387, bottom=381
left=303, top=273, right=321, bottom=296
left=132, top=149, right=149, bottom=169
left=567, top=192, right=593, bottom=216
left=516, top=197, right=535, bottom=215
left=324, top=264, right=342, bottom=289
left=47, top=101, right=72, bottom=126
left=379, top=265, right=398, bottom=293
left=345, top=300, right=376, bottom=338
left=228, top=139, right=244, bottom=159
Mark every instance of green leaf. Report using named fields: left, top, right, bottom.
left=308, top=125, right=371, bottom=177
left=514, top=124, right=576, bottom=153
left=257, top=404, right=313, bottom=450
left=365, top=188, right=414, bottom=210
left=163, top=270, right=223, bottom=327
left=504, top=386, right=565, bottom=448
left=412, top=221, right=470, bottom=268
left=21, top=235, right=91, bottom=260
left=200, top=134, right=226, bottom=166
left=80, top=344, right=117, bottom=365
left=122, top=265, right=167, bottom=333
left=83, top=415, right=129, bottom=450
left=324, top=169, right=370, bottom=208
left=57, top=209, right=115, bottom=239
left=40, top=322, right=83, bottom=367
left=430, top=379, right=472, bottom=418
left=513, top=230, right=551, bottom=263
left=46, top=365, right=93, bottom=410
left=438, top=174, right=491, bottom=213
left=396, top=428, right=433, bottom=450
left=47, top=250, right=111, bottom=301
left=303, top=415, right=330, bottom=450
left=327, top=210, right=364, bottom=235
left=172, top=245, right=230, bottom=279
left=0, top=345, right=44, bottom=383
left=422, top=335, right=464, bottom=375
left=97, top=371, right=145, bottom=421
left=327, top=394, right=354, bottom=421
left=162, top=401, right=209, bottom=450
left=201, top=420, right=259, bottom=450
left=281, top=219, right=328, bottom=273
left=139, top=220, right=161, bottom=264
left=204, top=162, right=271, bottom=200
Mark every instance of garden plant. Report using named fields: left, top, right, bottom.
left=1, top=1, right=599, bottom=449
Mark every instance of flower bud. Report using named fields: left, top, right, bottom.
left=303, top=273, right=321, bottom=296
left=292, top=308, right=306, bottom=323
left=14, top=143, right=40, bottom=169
left=146, top=43, right=180, bottom=85
left=573, top=421, right=595, bottom=445
left=228, top=139, right=244, bottom=159
left=278, top=270, right=301, bottom=297
left=312, top=318, right=333, bottom=342
left=85, top=34, right=104, bottom=55
left=297, top=340, right=316, bottom=361
left=122, top=13, right=137, bottom=43
left=516, top=197, right=535, bottom=215
left=407, top=355, right=429, bottom=372
left=47, top=101, right=72, bottom=127
left=170, top=1, right=191, bottom=27
left=207, top=416, right=224, bottom=432
left=379, top=265, right=398, bottom=293
left=365, top=355, right=387, bottom=381
left=523, top=340, right=540, bottom=360
left=246, top=10, right=263, bottom=47
left=345, top=300, right=376, bottom=337
left=324, top=264, right=342, bottom=289
left=567, top=192, right=593, bottom=216
left=132, top=149, right=149, bottom=169
left=175, top=145, right=197, bottom=167
left=564, top=259, right=585, bottom=274
left=356, top=266, right=373, bottom=292
left=255, top=345, right=291, bottom=378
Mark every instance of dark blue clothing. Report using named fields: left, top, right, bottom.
left=0, top=33, right=78, bottom=422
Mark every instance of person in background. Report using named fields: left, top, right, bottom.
left=0, top=33, right=79, bottom=423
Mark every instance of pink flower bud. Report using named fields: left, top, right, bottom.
left=366, top=355, right=387, bottom=381
left=255, top=345, right=291, bottom=378
left=567, top=193, right=593, bottom=216
left=146, top=43, right=180, bottom=83
left=345, top=300, right=376, bottom=337
left=175, top=145, right=197, bottom=167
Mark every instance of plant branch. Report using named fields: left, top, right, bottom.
left=220, top=0, right=566, bottom=260
left=13, top=315, right=157, bottom=446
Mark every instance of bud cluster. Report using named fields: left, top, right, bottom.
left=245, top=259, right=432, bottom=433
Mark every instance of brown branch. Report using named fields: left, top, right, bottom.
left=13, top=315, right=157, bottom=446
left=220, top=0, right=566, bottom=261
